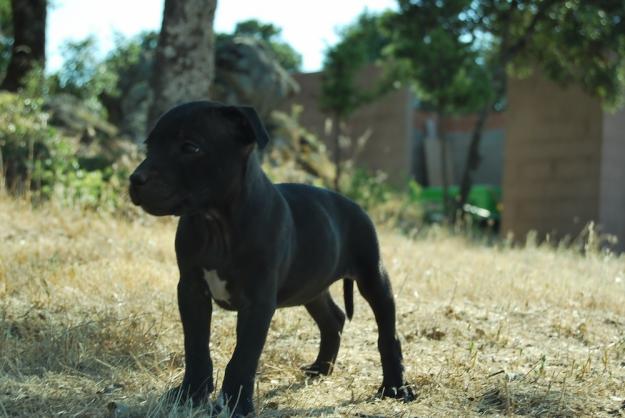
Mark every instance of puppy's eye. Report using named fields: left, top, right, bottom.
left=181, top=141, right=200, bottom=154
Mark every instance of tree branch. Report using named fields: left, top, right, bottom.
left=506, top=0, right=559, bottom=59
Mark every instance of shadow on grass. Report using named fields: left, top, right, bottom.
left=1, top=309, right=167, bottom=379
left=0, top=388, right=108, bottom=417
left=258, top=377, right=396, bottom=417
left=477, top=385, right=583, bottom=417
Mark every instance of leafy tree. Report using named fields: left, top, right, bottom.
left=390, top=0, right=625, bottom=220
left=0, top=0, right=46, bottom=91
left=42, top=32, right=157, bottom=136
left=0, top=0, right=9, bottom=30
left=234, top=19, right=280, bottom=41
left=227, top=19, right=302, bottom=72
left=0, top=0, right=11, bottom=76
left=387, top=1, right=493, bottom=114
left=464, top=0, right=625, bottom=218
left=512, top=1, right=625, bottom=106
left=98, top=31, right=158, bottom=130
left=386, top=1, right=494, bottom=217
left=320, top=11, right=393, bottom=191
left=48, top=37, right=116, bottom=105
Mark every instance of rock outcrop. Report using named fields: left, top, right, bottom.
left=213, top=36, right=299, bottom=121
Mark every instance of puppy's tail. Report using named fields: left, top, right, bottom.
left=343, top=279, right=354, bottom=320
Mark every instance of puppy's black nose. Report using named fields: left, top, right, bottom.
left=130, top=171, right=148, bottom=186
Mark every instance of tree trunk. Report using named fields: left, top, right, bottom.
left=0, top=0, right=46, bottom=92
left=437, top=114, right=451, bottom=222
left=453, top=1, right=557, bottom=224
left=332, top=114, right=342, bottom=192
left=455, top=56, right=508, bottom=223
left=456, top=106, right=489, bottom=221
left=147, top=0, right=217, bottom=130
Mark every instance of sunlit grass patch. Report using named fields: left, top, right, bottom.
left=1, top=196, right=624, bottom=417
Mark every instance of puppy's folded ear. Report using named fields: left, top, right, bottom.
left=222, top=105, right=270, bottom=150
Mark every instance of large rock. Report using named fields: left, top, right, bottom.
left=45, top=94, right=119, bottom=142
left=105, top=35, right=299, bottom=141
left=213, top=36, right=299, bottom=121
left=43, top=94, right=137, bottom=170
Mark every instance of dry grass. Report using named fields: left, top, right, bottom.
left=1, top=195, right=624, bottom=417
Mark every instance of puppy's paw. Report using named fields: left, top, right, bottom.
left=162, top=385, right=191, bottom=405
left=301, top=361, right=333, bottom=377
left=376, top=383, right=416, bottom=403
left=163, top=383, right=213, bottom=407
left=213, top=392, right=254, bottom=418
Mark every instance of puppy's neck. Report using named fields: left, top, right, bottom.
left=232, top=150, right=278, bottom=230
left=200, top=208, right=230, bottom=259
left=198, top=150, right=274, bottom=250
left=197, top=151, right=265, bottom=220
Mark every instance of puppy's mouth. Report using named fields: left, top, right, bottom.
left=129, top=185, right=188, bottom=217
left=140, top=200, right=186, bottom=216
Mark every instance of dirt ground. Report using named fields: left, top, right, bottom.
left=1, top=197, right=624, bottom=417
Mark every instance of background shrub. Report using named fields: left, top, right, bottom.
left=0, top=92, right=131, bottom=212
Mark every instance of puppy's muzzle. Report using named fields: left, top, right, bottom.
left=130, top=170, right=148, bottom=187
left=129, top=171, right=147, bottom=206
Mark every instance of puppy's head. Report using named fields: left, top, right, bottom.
left=129, top=101, right=269, bottom=216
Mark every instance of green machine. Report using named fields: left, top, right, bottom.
left=418, top=185, right=501, bottom=226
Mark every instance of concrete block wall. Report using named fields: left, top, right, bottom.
left=283, top=68, right=625, bottom=249
left=412, top=112, right=506, bottom=187
left=503, top=73, right=605, bottom=241
left=283, top=70, right=414, bottom=186
left=600, top=108, right=625, bottom=250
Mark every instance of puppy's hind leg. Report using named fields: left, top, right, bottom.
left=301, top=291, right=345, bottom=376
left=355, top=262, right=416, bottom=402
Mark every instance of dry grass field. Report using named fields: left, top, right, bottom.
left=1, top=195, right=624, bottom=417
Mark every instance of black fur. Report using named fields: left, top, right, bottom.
left=129, top=101, right=415, bottom=416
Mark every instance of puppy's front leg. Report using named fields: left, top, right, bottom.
left=220, top=298, right=275, bottom=416
left=175, top=272, right=214, bottom=403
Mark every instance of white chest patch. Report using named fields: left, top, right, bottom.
left=203, top=269, right=231, bottom=304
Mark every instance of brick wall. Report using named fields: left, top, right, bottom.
left=283, top=69, right=414, bottom=186
left=282, top=69, right=507, bottom=187
left=502, top=73, right=604, bottom=241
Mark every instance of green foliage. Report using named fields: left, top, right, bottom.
left=36, top=157, right=129, bottom=211
left=266, top=106, right=424, bottom=229
left=514, top=0, right=625, bottom=107
left=343, top=169, right=423, bottom=230
left=337, top=11, right=392, bottom=64
left=391, top=0, right=625, bottom=110
left=230, top=19, right=302, bottom=72
left=44, top=32, right=158, bottom=133
left=343, top=169, right=394, bottom=210
left=0, top=92, right=129, bottom=211
left=320, top=11, right=393, bottom=118
left=42, top=23, right=299, bottom=142
left=0, top=0, right=12, bottom=76
left=476, top=0, right=625, bottom=107
left=387, top=0, right=494, bottom=114
left=390, top=0, right=625, bottom=218
left=320, top=42, right=367, bottom=118
left=47, top=37, right=117, bottom=113
left=0, top=0, right=9, bottom=30
left=103, top=31, right=158, bottom=99
left=234, top=19, right=281, bottom=41
left=267, top=41, right=302, bottom=74
left=19, top=64, right=47, bottom=98
left=0, top=92, right=53, bottom=191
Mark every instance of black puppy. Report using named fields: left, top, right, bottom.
left=129, top=101, right=414, bottom=416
